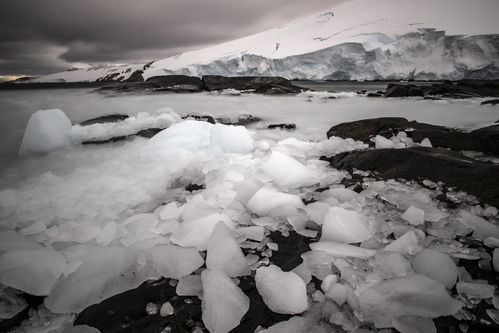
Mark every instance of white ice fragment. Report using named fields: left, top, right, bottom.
left=359, top=274, right=463, bottom=328
left=267, top=242, right=278, bottom=251
left=19, top=109, right=72, bottom=156
left=255, top=265, right=308, bottom=314
left=235, top=226, right=265, bottom=242
left=261, top=151, right=317, bottom=188
left=0, top=247, right=67, bottom=296
left=150, top=244, right=204, bottom=279
left=320, top=207, right=373, bottom=243
left=176, top=275, right=203, bottom=298
left=170, top=213, right=234, bottom=251
left=146, top=302, right=159, bottom=315
left=201, top=268, right=249, bottom=333
left=246, top=186, right=304, bottom=217
left=319, top=187, right=358, bottom=203
left=484, top=237, right=499, bottom=248
left=384, top=231, right=420, bottom=254
left=312, top=290, right=326, bottom=303
left=456, top=282, right=495, bottom=300
left=321, top=274, right=338, bottom=293
left=373, top=251, right=413, bottom=279
left=304, top=202, right=330, bottom=226
left=310, top=241, right=376, bottom=259
left=0, top=230, right=42, bottom=251
left=401, top=206, right=425, bottom=226
left=291, top=263, right=312, bottom=284
left=158, top=202, right=183, bottom=221
left=458, top=210, right=499, bottom=240
left=392, top=316, right=436, bottom=333
left=210, top=123, right=255, bottom=154
left=258, top=316, right=308, bottom=333
left=420, top=138, right=433, bottom=147
left=160, top=302, right=174, bottom=317
left=123, top=213, right=158, bottom=233
left=412, top=249, right=457, bottom=289
left=45, top=247, right=148, bottom=313
left=325, top=283, right=348, bottom=306
left=206, top=222, right=251, bottom=277
left=375, top=135, right=395, bottom=149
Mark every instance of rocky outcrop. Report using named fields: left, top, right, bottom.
left=384, top=81, right=499, bottom=99
left=325, top=147, right=499, bottom=207
left=327, top=118, right=499, bottom=156
left=146, top=75, right=205, bottom=92
left=80, top=114, right=129, bottom=126
left=201, top=76, right=303, bottom=94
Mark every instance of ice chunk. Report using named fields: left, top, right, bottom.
left=255, top=265, right=308, bottom=314
left=401, top=206, right=425, bottom=226
left=375, top=135, right=395, bottom=149
left=235, top=226, right=265, bottom=242
left=321, top=274, right=338, bottom=293
left=150, top=244, right=204, bottom=279
left=146, top=302, right=159, bottom=315
left=19, top=109, right=72, bottom=156
left=291, top=262, right=312, bottom=284
left=206, top=222, right=251, bottom=277
left=176, top=274, right=203, bottom=298
left=246, top=186, right=304, bottom=216
left=459, top=210, right=499, bottom=240
left=420, top=138, right=433, bottom=148
left=0, top=230, right=42, bottom=251
left=412, top=249, right=457, bottom=289
left=359, top=274, right=463, bottom=328
left=392, top=316, right=436, bottom=333
left=160, top=302, right=174, bottom=316
left=319, top=187, right=358, bottom=203
left=310, top=241, right=375, bottom=259
left=384, top=231, right=421, bottom=254
left=261, top=151, right=317, bottom=188
left=234, top=177, right=264, bottom=204
left=0, top=247, right=67, bottom=296
left=373, top=251, right=413, bottom=279
left=201, top=268, right=249, bottom=333
left=325, top=283, right=348, bottom=306
left=456, top=282, right=495, bottom=300
left=145, top=120, right=213, bottom=151
left=123, top=213, right=158, bottom=233
left=320, top=207, right=373, bottom=243
left=259, top=316, right=307, bottom=333
left=158, top=202, right=183, bottom=221
left=210, top=123, right=255, bottom=154
left=170, top=213, right=234, bottom=251
left=304, top=201, right=330, bottom=226
left=45, top=247, right=148, bottom=313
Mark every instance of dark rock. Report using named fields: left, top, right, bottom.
left=326, top=117, right=411, bottom=141
left=216, top=114, right=262, bottom=126
left=81, top=135, right=130, bottom=145
left=327, top=117, right=499, bottom=156
left=126, top=70, right=144, bottom=82
left=136, top=128, right=163, bottom=138
left=427, top=80, right=499, bottom=98
left=268, top=123, right=296, bottom=130
left=185, top=183, right=205, bottom=192
left=326, top=147, right=499, bottom=207
left=146, top=75, right=204, bottom=92
left=181, top=114, right=216, bottom=124
left=481, top=99, right=499, bottom=106
left=80, top=114, right=129, bottom=126
left=267, top=230, right=313, bottom=271
left=366, top=92, right=383, bottom=97
left=385, top=83, right=425, bottom=97
left=97, top=73, right=122, bottom=82
left=202, top=75, right=302, bottom=94
left=0, top=294, right=43, bottom=332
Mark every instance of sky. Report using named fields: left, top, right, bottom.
left=0, top=0, right=347, bottom=80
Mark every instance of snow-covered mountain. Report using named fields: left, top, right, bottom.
left=31, top=0, right=499, bottom=82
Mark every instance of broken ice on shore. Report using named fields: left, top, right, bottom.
left=1, top=98, right=498, bottom=333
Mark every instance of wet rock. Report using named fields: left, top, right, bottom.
left=126, top=70, right=144, bottom=82
left=385, top=84, right=425, bottom=97
left=325, top=147, right=499, bottom=207
left=80, top=114, right=129, bottom=126
left=367, top=92, right=383, bottom=97
left=185, top=183, right=205, bottom=192
left=136, top=128, right=163, bottom=138
left=267, top=124, right=296, bottom=130
left=146, top=75, right=204, bottom=92
left=202, top=76, right=302, bottom=94
left=81, top=135, right=130, bottom=145
left=481, top=99, right=499, bottom=106
left=216, top=114, right=262, bottom=126
left=181, top=114, right=216, bottom=124
left=326, top=117, right=412, bottom=141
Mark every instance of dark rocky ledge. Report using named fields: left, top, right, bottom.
left=384, top=80, right=499, bottom=98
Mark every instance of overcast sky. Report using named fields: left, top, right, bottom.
left=0, top=0, right=347, bottom=78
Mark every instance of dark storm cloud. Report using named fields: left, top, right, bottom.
left=0, top=0, right=347, bottom=76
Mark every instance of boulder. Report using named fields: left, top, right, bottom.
left=325, top=147, right=499, bottom=207
left=326, top=117, right=411, bottom=141
left=80, top=114, right=129, bottom=126
left=181, top=114, right=216, bottom=124
left=481, top=99, right=499, bottom=106
left=202, top=75, right=302, bottom=94
left=267, top=124, right=296, bottom=130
